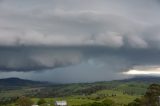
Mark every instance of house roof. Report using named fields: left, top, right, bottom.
left=55, top=101, right=67, bottom=105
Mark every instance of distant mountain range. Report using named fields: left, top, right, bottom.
left=0, top=77, right=49, bottom=87
left=0, top=76, right=160, bottom=87
left=120, top=76, right=160, bottom=83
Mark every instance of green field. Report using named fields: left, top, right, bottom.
left=1, top=77, right=159, bottom=106
left=32, top=97, right=94, bottom=106
left=30, top=89, right=140, bottom=106
left=0, top=89, right=140, bottom=105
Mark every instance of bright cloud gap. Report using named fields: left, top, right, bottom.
left=123, top=67, right=160, bottom=75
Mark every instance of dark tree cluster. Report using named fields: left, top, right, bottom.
left=127, top=84, right=160, bottom=106
left=0, top=97, right=19, bottom=106
left=80, top=99, right=115, bottom=106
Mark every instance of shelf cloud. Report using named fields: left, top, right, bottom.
left=0, top=0, right=160, bottom=82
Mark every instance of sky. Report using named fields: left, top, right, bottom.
left=0, top=0, right=160, bottom=83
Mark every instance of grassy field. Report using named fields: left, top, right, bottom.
left=93, top=90, right=140, bottom=104
left=31, top=89, right=140, bottom=106
left=1, top=77, right=156, bottom=106
left=0, top=89, right=25, bottom=98
left=32, top=97, right=95, bottom=106
left=0, top=83, right=145, bottom=106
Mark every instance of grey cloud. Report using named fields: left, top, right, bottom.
left=0, top=12, right=152, bottom=48
left=0, top=46, right=83, bottom=71
left=0, top=0, right=156, bottom=48
left=0, top=0, right=159, bottom=83
left=0, top=46, right=160, bottom=72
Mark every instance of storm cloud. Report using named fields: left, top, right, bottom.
left=0, top=0, right=160, bottom=82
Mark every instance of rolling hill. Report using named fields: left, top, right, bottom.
left=0, top=77, right=49, bottom=87
left=0, top=76, right=160, bottom=105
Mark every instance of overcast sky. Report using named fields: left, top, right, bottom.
left=0, top=0, right=160, bottom=83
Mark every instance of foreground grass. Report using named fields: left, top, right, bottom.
left=0, top=81, right=146, bottom=106
left=32, top=97, right=95, bottom=106
left=31, top=90, right=140, bottom=106
left=0, top=90, right=25, bottom=98
left=94, top=90, right=140, bottom=104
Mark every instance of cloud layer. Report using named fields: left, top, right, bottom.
left=0, top=0, right=160, bottom=48
left=0, top=0, right=160, bottom=82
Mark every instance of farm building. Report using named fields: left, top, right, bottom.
left=55, top=101, right=67, bottom=106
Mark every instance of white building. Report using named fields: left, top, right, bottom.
left=55, top=101, right=67, bottom=106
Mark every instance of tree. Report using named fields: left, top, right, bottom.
left=81, top=99, right=115, bottom=106
left=127, top=98, right=141, bottom=106
left=143, top=84, right=160, bottom=106
left=102, top=99, right=115, bottom=106
left=37, top=98, right=47, bottom=105
left=16, top=96, right=33, bottom=106
left=128, top=84, right=160, bottom=106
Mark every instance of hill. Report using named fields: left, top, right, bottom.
left=0, top=76, right=160, bottom=106
left=119, top=76, right=160, bottom=83
left=0, top=77, right=49, bottom=87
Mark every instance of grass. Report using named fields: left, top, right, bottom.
left=91, top=90, right=140, bottom=105
left=31, top=90, right=140, bottom=106
left=0, top=81, right=149, bottom=106
left=0, top=89, right=25, bottom=98
left=32, top=97, right=95, bottom=106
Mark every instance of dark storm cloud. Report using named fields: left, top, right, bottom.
left=0, top=46, right=160, bottom=72
left=0, top=46, right=83, bottom=71
left=0, top=0, right=160, bottom=73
